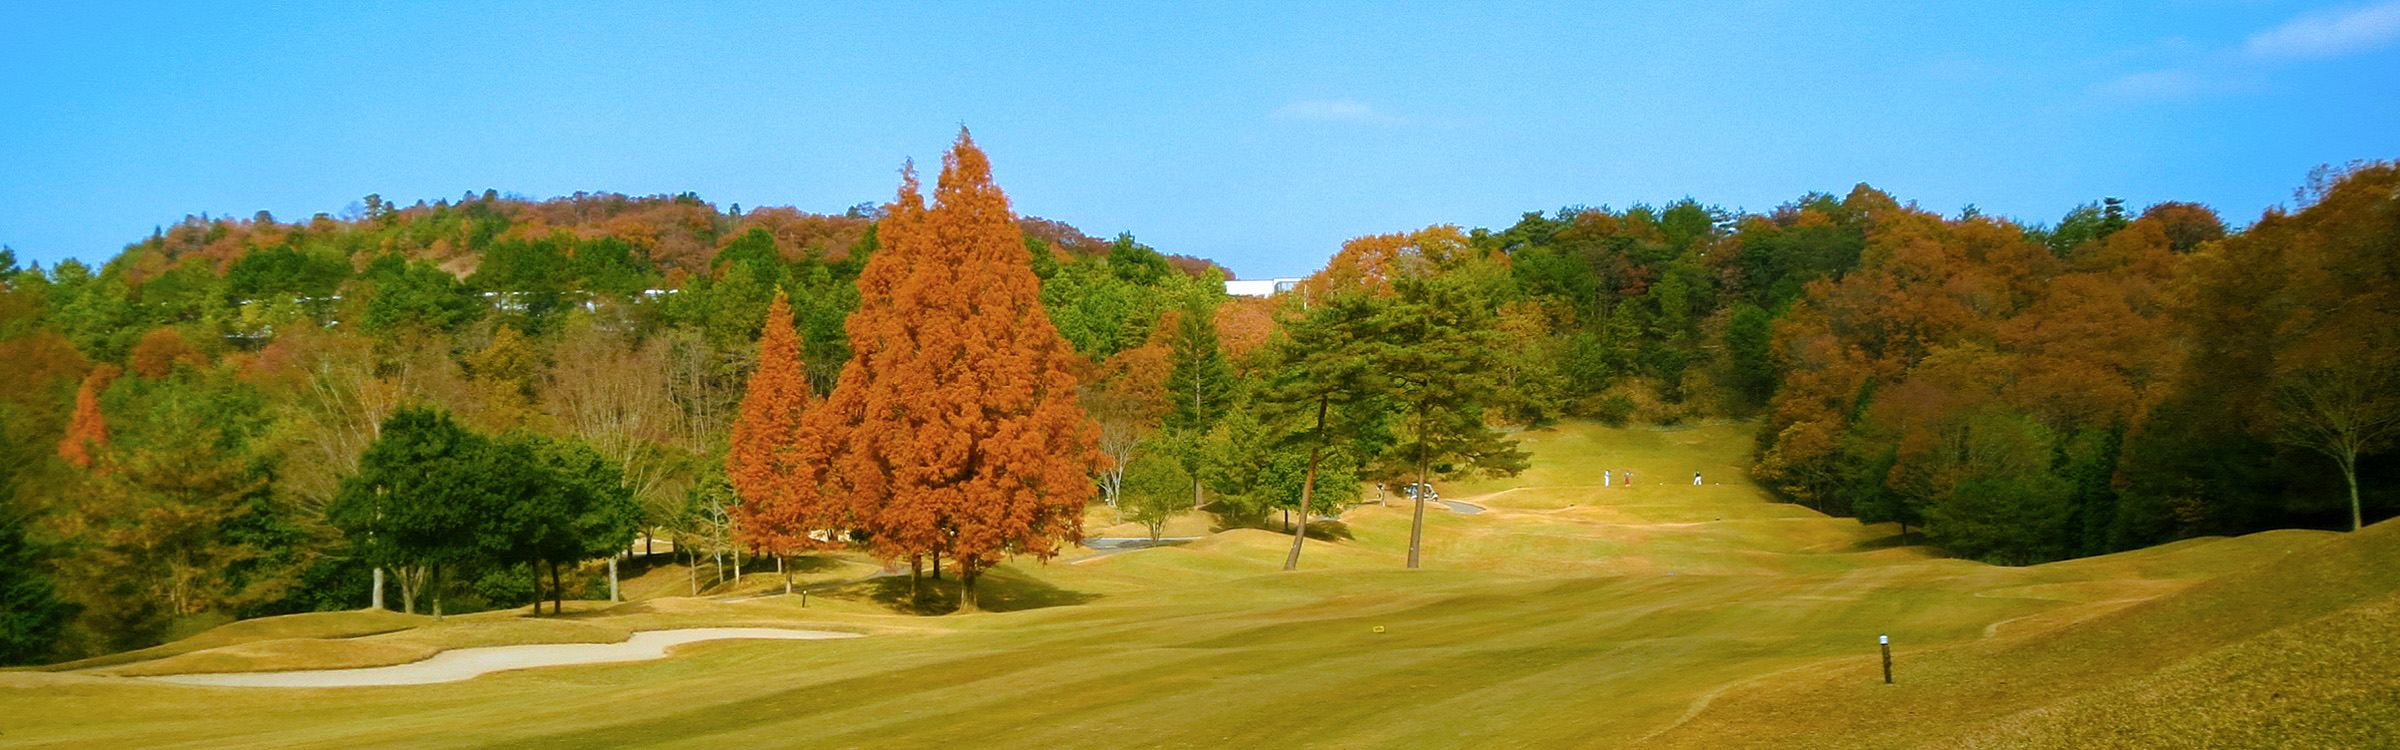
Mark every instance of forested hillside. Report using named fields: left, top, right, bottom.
left=1, top=162, right=2390, bottom=666
left=0, top=188, right=1228, bottom=662
left=1454, top=166, right=2393, bottom=564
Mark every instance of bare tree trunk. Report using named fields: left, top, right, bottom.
left=609, top=556, right=620, bottom=603
left=371, top=567, right=385, bottom=611
left=909, top=555, right=923, bottom=604
left=1408, top=458, right=1430, bottom=569
left=932, top=554, right=942, bottom=580
left=2343, top=454, right=2363, bottom=532
left=549, top=561, right=563, bottom=615
left=959, top=571, right=977, bottom=612
left=780, top=555, right=790, bottom=596
left=431, top=565, right=444, bottom=621
left=397, top=566, right=423, bottom=615
left=531, top=561, right=544, bottom=615
left=688, top=549, right=697, bottom=596
left=1284, top=397, right=1329, bottom=572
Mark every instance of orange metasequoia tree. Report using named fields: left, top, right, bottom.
left=58, top=364, right=121, bottom=469
left=808, top=129, right=1103, bottom=610
left=727, top=288, right=825, bottom=594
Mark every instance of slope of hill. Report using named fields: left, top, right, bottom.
left=1634, top=518, right=2397, bottom=749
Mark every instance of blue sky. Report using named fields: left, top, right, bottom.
left=3, top=1, right=2394, bottom=280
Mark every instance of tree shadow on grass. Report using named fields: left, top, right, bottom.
left=1206, top=513, right=1355, bottom=542
left=617, top=548, right=682, bottom=576
left=1302, top=520, right=1354, bottom=542
left=702, top=554, right=851, bottom=592
left=781, top=554, right=850, bottom=574
left=827, top=568, right=1102, bottom=616
left=1846, top=531, right=1927, bottom=552
left=602, top=553, right=859, bottom=602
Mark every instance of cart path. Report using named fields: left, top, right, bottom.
left=138, top=628, right=860, bottom=688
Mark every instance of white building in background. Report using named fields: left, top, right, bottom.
left=1224, top=277, right=1306, bottom=297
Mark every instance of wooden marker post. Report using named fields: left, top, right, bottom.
left=1880, top=634, right=1893, bottom=684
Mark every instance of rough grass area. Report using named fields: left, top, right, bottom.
left=2, top=420, right=2389, bottom=749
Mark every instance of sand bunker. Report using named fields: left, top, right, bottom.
left=141, top=628, right=860, bottom=688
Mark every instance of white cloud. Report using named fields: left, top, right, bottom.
left=2245, top=0, right=2400, bottom=60
left=2094, top=2, right=2397, bottom=102
left=1269, top=99, right=1397, bottom=124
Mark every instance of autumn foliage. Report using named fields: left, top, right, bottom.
left=1741, top=168, right=2400, bottom=561
left=1294, top=225, right=1489, bottom=303
left=57, top=364, right=120, bottom=469
left=1750, top=195, right=2190, bottom=560
left=801, top=130, right=1102, bottom=609
left=727, top=288, right=824, bottom=558
left=4, top=123, right=2394, bottom=667
left=127, top=327, right=205, bottom=379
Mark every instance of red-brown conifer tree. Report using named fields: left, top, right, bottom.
left=809, top=130, right=1102, bottom=610
left=57, top=364, right=119, bottom=469
left=727, top=288, right=824, bottom=592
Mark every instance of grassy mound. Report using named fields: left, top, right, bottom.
left=33, top=609, right=426, bottom=672
left=95, top=638, right=443, bottom=677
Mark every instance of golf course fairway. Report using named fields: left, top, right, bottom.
left=3, top=421, right=2391, bottom=748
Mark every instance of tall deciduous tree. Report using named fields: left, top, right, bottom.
left=2150, top=162, right=2400, bottom=535
left=541, top=316, right=685, bottom=554
left=2265, top=164, right=2400, bottom=532
left=809, top=130, right=1101, bottom=610
left=2274, top=358, right=2399, bottom=533
left=727, top=288, right=824, bottom=593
